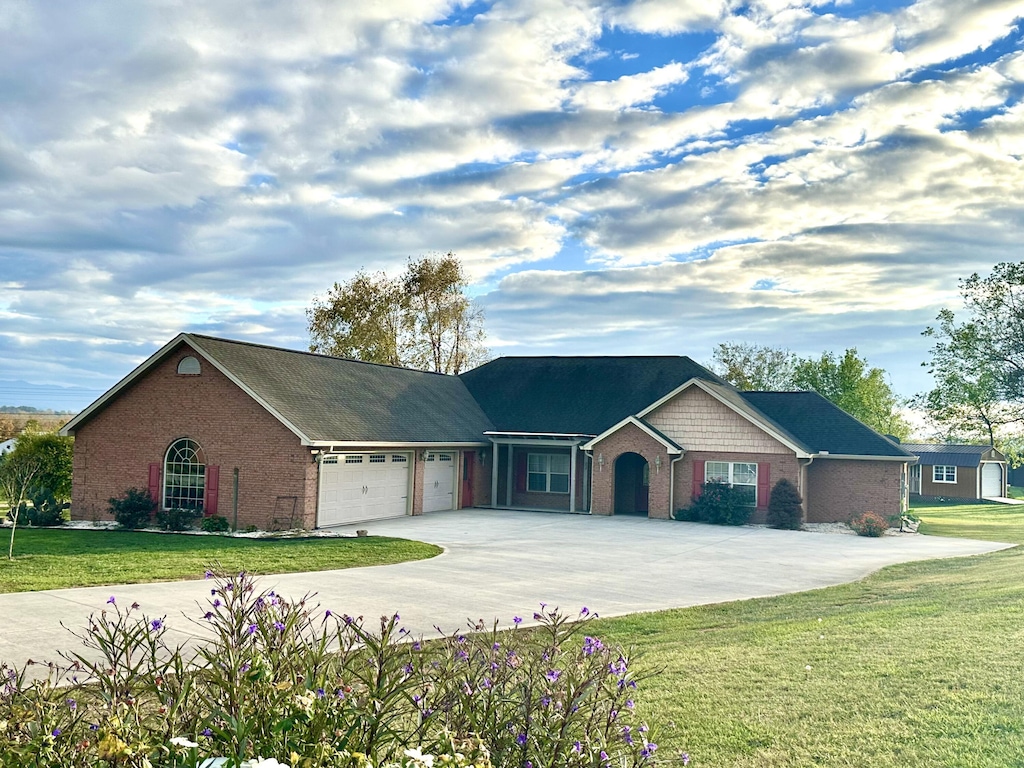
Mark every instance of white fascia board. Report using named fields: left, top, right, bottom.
left=489, top=437, right=585, bottom=448
left=484, top=431, right=596, bottom=439
left=636, top=378, right=812, bottom=458
left=61, top=333, right=193, bottom=436
left=184, top=336, right=312, bottom=445
left=581, top=416, right=683, bottom=454
left=309, top=441, right=488, bottom=449
left=813, top=454, right=914, bottom=462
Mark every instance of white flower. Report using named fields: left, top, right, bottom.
left=404, top=747, right=435, bottom=767
left=805, top=665, right=812, bottom=671
left=170, top=736, right=199, bottom=749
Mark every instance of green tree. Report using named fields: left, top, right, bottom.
left=710, top=342, right=797, bottom=390
left=307, top=252, right=488, bottom=374
left=921, top=262, right=1024, bottom=446
left=793, top=348, right=911, bottom=439
left=0, top=444, right=43, bottom=559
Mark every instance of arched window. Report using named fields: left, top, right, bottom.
left=164, top=438, right=206, bottom=510
left=177, top=356, right=201, bottom=375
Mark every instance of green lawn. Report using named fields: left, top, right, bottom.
left=0, top=528, right=441, bottom=592
left=592, top=500, right=1024, bottom=767
left=911, top=497, right=1024, bottom=544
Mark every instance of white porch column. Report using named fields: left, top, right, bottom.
left=490, top=440, right=499, bottom=509
left=506, top=444, right=514, bottom=507
left=569, top=442, right=578, bottom=513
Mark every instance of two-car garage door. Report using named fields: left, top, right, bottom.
left=318, top=453, right=411, bottom=526
left=317, top=451, right=459, bottom=526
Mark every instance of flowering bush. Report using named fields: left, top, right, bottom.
left=0, top=572, right=684, bottom=767
left=849, top=511, right=889, bottom=537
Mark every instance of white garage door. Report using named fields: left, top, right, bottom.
left=423, top=452, right=457, bottom=513
left=318, top=453, right=410, bottom=526
left=982, top=463, right=1003, bottom=498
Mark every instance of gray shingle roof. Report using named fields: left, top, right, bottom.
left=459, top=356, right=728, bottom=435
left=188, top=335, right=493, bottom=443
left=902, top=443, right=995, bottom=467
left=740, top=391, right=915, bottom=458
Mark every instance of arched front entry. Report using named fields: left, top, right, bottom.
left=614, top=452, right=649, bottom=515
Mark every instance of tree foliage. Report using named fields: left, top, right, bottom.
left=307, top=252, right=488, bottom=374
left=921, top=262, right=1024, bottom=446
left=0, top=431, right=73, bottom=559
left=710, top=342, right=797, bottom=391
left=0, top=445, right=44, bottom=560
left=792, top=348, right=911, bottom=439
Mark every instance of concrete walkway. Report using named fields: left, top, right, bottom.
left=0, top=510, right=1013, bottom=670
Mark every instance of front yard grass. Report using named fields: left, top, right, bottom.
left=911, top=497, right=1024, bottom=544
left=593, top=500, right=1024, bottom=767
left=0, top=528, right=441, bottom=593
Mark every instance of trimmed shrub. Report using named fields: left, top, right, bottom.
left=200, top=514, right=231, bottom=533
left=766, top=478, right=803, bottom=530
left=21, top=488, right=69, bottom=527
left=849, top=511, right=888, bottom=537
left=107, top=487, right=156, bottom=529
left=155, top=506, right=203, bottom=532
left=676, top=481, right=753, bottom=526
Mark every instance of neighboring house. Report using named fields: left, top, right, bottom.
left=61, top=334, right=916, bottom=529
left=0, top=438, right=16, bottom=457
left=904, top=443, right=1007, bottom=500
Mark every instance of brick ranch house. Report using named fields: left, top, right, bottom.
left=62, top=334, right=915, bottom=529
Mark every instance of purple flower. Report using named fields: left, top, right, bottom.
left=210, top=589, right=217, bottom=596
left=89, top=724, right=99, bottom=731
left=106, top=596, right=116, bottom=605
left=541, top=696, right=551, bottom=707
left=412, top=641, right=422, bottom=651
left=247, top=623, right=257, bottom=635
left=545, top=669, right=561, bottom=683
left=66, top=698, right=76, bottom=711
left=204, top=612, right=214, bottom=620
left=204, top=570, right=214, bottom=579
left=201, top=728, right=213, bottom=738
left=404, top=663, right=414, bottom=675
left=51, top=728, right=61, bottom=737
left=492, top=641, right=501, bottom=651
left=580, top=606, right=589, bottom=615
left=273, top=621, right=285, bottom=632
left=513, top=616, right=522, bottom=625
left=456, top=650, right=468, bottom=661
left=681, top=753, right=690, bottom=766
left=621, top=725, right=634, bottom=745
left=212, top=599, right=221, bottom=608
left=626, top=699, right=635, bottom=709
left=641, top=743, right=658, bottom=758
left=316, top=687, right=325, bottom=698
left=573, top=741, right=582, bottom=753
left=324, top=609, right=332, bottom=617
left=150, top=619, right=163, bottom=631
left=539, top=602, right=547, bottom=609
left=516, top=733, right=527, bottom=746
left=240, top=662, right=251, bottom=673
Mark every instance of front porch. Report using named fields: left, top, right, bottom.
left=488, top=435, right=593, bottom=513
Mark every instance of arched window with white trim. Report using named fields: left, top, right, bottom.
left=164, top=438, right=206, bottom=510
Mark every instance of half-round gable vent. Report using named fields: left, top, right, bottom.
left=177, top=356, right=202, bottom=375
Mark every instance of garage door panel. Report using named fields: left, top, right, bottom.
left=318, top=453, right=411, bottom=527
left=423, top=452, right=456, bottom=513
left=982, top=463, right=1002, bottom=498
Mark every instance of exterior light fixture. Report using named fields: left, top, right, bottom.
left=597, top=453, right=604, bottom=472
left=655, top=455, right=662, bottom=473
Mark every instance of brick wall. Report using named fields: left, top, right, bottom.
left=590, top=422, right=672, bottom=519
left=806, top=459, right=906, bottom=522
left=647, top=387, right=791, bottom=454
left=71, top=345, right=316, bottom=530
left=672, top=451, right=803, bottom=524
left=919, top=464, right=978, bottom=499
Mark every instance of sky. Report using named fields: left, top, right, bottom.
left=1, top=0, right=1022, bottom=412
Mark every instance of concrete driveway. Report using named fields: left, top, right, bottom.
left=0, top=510, right=1012, bottom=670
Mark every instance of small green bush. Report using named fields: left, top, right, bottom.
left=20, top=488, right=69, bottom=527
left=155, top=506, right=203, bottom=531
left=675, top=481, right=753, bottom=526
left=107, top=487, right=156, bottom=529
left=849, top=511, right=888, bottom=537
left=200, top=514, right=231, bottom=533
left=767, top=478, right=803, bottom=530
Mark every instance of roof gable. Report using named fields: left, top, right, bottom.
left=903, top=443, right=1005, bottom=467
left=459, top=356, right=727, bottom=435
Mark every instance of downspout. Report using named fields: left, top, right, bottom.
left=798, top=455, right=815, bottom=521
left=668, top=453, right=684, bottom=519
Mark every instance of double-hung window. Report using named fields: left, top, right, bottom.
left=933, top=465, right=956, bottom=483
left=528, top=453, right=570, bottom=493
left=705, top=461, right=758, bottom=506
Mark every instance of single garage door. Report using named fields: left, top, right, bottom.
left=423, top=452, right=457, bottom=513
left=318, top=453, right=410, bottom=526
left=982, top=463, right=1003, bottom=498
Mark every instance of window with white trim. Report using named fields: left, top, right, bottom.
left=528, top=453, right=570, bottom=494
left=705, top=461, right=757, bottom=506
left=164, top=438, right=205, bottom=510
left=933, top=465, right=957, bottom=483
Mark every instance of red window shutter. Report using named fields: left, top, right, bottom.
left=205, top=465, right=220, bottom=516
left=692, top=460, right=705, bottom=500
left=757, top=462, right=771, bottom=508
left=148, top=463, right=162, bottom=504
left=515, top=452, right=527, bottom=492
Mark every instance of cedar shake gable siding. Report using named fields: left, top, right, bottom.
left=71, top=344, right=317, bottom=529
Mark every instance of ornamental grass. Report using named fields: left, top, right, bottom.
left=0, top=571, right=682, bottom=767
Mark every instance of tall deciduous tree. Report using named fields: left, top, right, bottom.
left=921, top=262, right=1024, bottom=446
left=307, top=252, right=488, bottom=374
left=710, top=343, right=797, bottom=391
left=792, top=349, right=911, bottom=439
